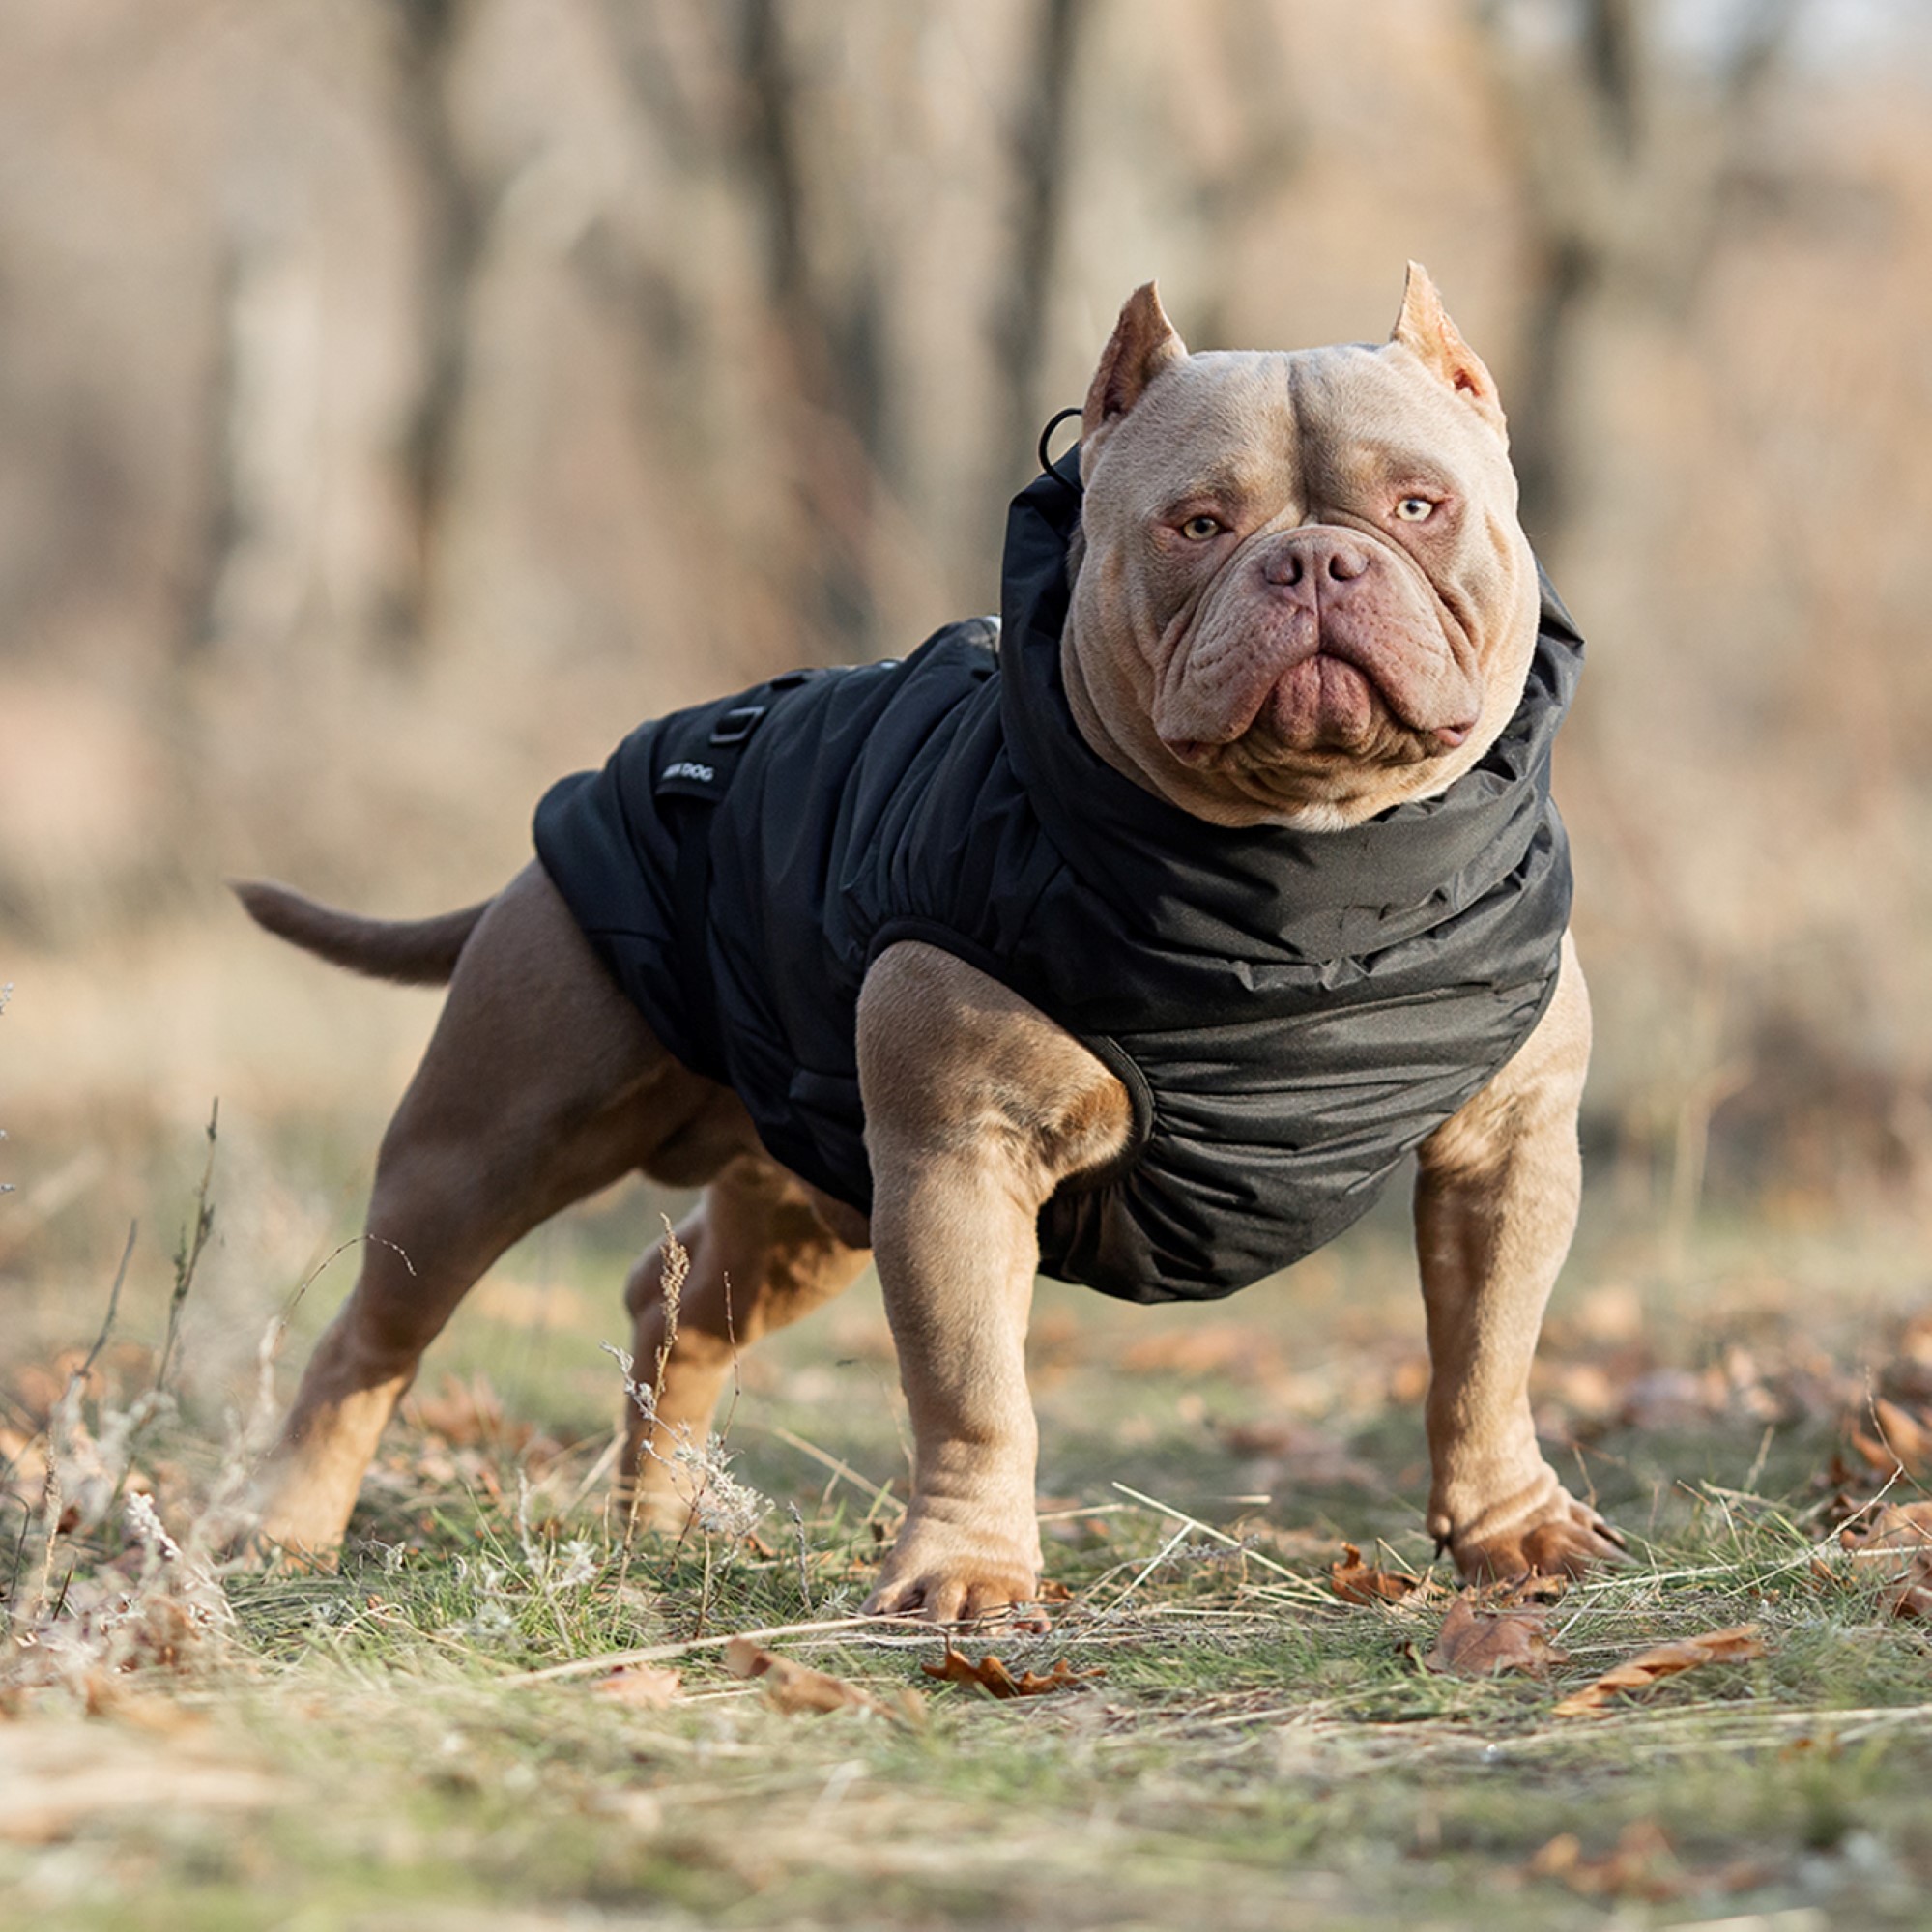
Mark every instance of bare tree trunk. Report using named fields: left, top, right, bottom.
left=1467, top=0, right=1809, bottom=556
left=389, top=0, right=486, bottom=659
left=1509, top=231, right=1598, bottom=550
left=735, top=0, right=890, bottom=658
left=179, top=222, right=324, bottom=661
left=995, top=0, right=1090, bottom=476
left=176, top=242, right=244, bottom=662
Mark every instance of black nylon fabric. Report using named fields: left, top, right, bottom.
left=533, top=450, right=1583, bottom=1304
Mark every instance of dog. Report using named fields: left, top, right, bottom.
left=237, top=265, right=1627, bottom=1616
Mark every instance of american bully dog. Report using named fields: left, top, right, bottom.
left=237, top=265, right=1626, bottom=1618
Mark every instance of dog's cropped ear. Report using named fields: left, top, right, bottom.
left=1081, top=283, right=1187, bottom=473
left=1391, top=262, right=1507, bottom=444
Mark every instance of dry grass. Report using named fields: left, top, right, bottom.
left=1, top=1120, right=1930, bottom=1928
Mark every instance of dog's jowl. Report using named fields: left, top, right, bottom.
left=238, top=265, right=1626, bottom=1615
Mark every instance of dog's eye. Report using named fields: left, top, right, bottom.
left=1394, top=496, right=1436, bottom=522
left=1179, top=514, right=1225, bottom=541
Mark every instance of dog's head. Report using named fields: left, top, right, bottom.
left=1063, top=266, right=1541, bottom=829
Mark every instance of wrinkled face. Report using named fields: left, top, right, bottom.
left=1066, top=277, right=1542, bottom=827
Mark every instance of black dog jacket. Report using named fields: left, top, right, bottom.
left=533, top=451, right=1582, bottom=1304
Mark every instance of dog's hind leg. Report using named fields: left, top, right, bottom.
left=619, top=1156, right=871, bottom=1531
left=253, top=864, right=725, bottom=1561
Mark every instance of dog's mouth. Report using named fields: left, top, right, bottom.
left=1159, top=648, right=1477, bottom=769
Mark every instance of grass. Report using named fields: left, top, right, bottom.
left=2, top=1138, right=1931, bottom=1928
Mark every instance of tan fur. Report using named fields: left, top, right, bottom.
left=855, top=944, right=1132, bottom=1626
left=246, top=268, right=1619, bottom=1614
left=1391, top=259, right=1508, bottom=443
left=1414, top=933, right=1624, bottom=1576
left=1063, top=274, right=1537, bottom=828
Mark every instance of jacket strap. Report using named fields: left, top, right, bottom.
left=656, top=668, right=822, bottom=1082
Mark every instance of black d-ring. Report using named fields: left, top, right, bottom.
left=1036, top=404, right=1082, bottom=477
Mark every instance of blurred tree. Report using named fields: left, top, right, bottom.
left=736, top=0, right=892, bottom=658
left=993, top=0, right=1091, bottom=474
left=592, top=0, right=906, bottom=661
left=1468, top=0, right=1807, bottom=554
left=389, top=0, right=491, bottom=657
left=182, top=216, right=326, bottom=664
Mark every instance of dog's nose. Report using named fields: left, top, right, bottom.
left=1261, top=532, right=1373, bottom=590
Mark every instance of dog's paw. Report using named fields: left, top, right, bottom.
left=246, top=1486, right=354, bottom=1572
left=218, top=1523, right=318, bottom=1573
left=1436, top=1485, right=1631, bottom=1581
left=863, top=1520, right=1050, bottom=1630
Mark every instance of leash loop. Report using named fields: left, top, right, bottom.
left=1036, top=405, right=1083, bottom=483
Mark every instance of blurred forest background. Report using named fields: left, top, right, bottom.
left=3, top=0, right=1932, bottom=1324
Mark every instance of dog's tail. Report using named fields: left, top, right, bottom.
left=230, top=879, right=490, bottom=987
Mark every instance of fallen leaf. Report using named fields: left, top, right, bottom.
left=1329, top=1543, right=1425, bottom=1606
left=1839, top=1499, right=1932, bottom=1553
left=1875, top=1397, right=1931, bottom=1473
left=592, top=1664, right=682, bottom=1710
left=1885, top=1572, right=1932, bottom=1622
left=1424, top=1593, right=1569, bottom=1678
left=1848, top=1397, right=1932, bottom=1479
left=1777, top=1733, right=1845, bottom=1762
left=1491, top=1570, right=1571, bottom=1607
left=1528, top=1820, right=1681, bottom=1901
left=1839, top=1501, right=1932, bottom=1620
left=78, top=1675, right=205, bottom=1735
left=1552, top=1625, right=1765, bottom=1717
left=920, top=1648, right=1104, bottom=1699
left=723, top=1639, right=915, bottom=1722
left=1815, top=1483, right=1865, bottom=1529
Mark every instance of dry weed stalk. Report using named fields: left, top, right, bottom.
left=0, top=1118, right=290, bottom=1704
left=604, top=1220, right=767, bottom=1542
left=598, top=1221, right=768, bottom=1634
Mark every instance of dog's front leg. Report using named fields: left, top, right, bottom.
left=855, top=943, right=1130, bottom=1626
left=1414, top=932, right=1628, bottom=1578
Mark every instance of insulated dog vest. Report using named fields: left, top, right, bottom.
left=533, top=451, right=1583, bottom=1304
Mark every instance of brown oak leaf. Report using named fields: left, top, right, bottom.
left=920, top=1648, right=1105, bottom=1699
left=591, top=1663, right=682, bottom=1710
left=1329, top=1543, right=1426, bottom=1606
left=1424, top=1592, right=1570, bottom=1678
left=723, top=1639, right=918, bottom=1722
left=1552, top=1625, right=1765, bottom=1717
left=1839, top=1500, right=1932, bottom=1620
